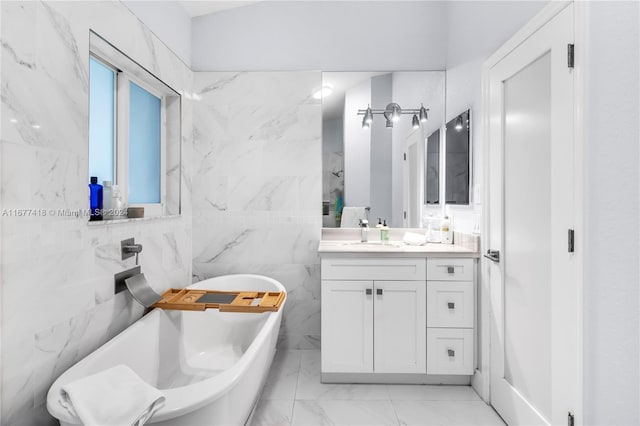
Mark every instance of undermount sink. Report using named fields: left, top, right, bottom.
left=341, top=241, right=402, bottom=248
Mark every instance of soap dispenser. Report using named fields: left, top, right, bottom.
left=102, top=180, right=113, bottom=220
left=380, top=219, right=390, bottom=242
left=441, top=215, right=453, bottom=244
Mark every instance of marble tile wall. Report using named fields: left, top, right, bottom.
left=1, top=1, right=192, bottom=424
left=192, top=72, right=323, bottom=350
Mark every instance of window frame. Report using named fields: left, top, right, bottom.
left=90, top=33, right=179, bottom=218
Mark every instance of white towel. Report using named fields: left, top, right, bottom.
left=59, top=365, right=165, bottom=426
left=340, top=206, right=367, bottom=228
left=403, top=231, right=427, bottom=246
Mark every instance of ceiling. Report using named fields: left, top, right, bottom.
left=179, top=1, right=263, bottom=17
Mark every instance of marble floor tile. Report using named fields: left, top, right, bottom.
left=387, top=385, right=481, bottom=401
left=295, top=350, right=390, bottom=401
left=261, top=350, right=303, bottom=400
left=291, top=400, right=399, bottom=426
left=250, top=399, right=294, bottom=426
left=392, top=401, right=506, bottom=426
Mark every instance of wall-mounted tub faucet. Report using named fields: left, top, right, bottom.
left=121, top=238, right=143, bottom=265
left=123, top=243, right=143, bottom=254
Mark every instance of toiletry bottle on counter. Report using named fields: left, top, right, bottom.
left=112, top=185, right=124, bottom=219
left=380, top=220, right=390, bottom=242
left=88, top=177, right=103, bottom=221
left=102, top=180, right=113, bottom=220
left=441, top=215, right=453, bottom=244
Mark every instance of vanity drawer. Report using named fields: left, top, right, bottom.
left=427, top=281, right=474, bottom=328
left=321, top=258, right=426, bottom=281
left=426, top=328, right=474, bottom=375
left=427, top=258, right=474, bottom=281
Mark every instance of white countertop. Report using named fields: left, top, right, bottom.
left=318, top=240, right=479, bottom=258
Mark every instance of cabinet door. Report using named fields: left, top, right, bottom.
left=374, top=281, right=426, bottom=373
left=321, top=280, right=374, bottom=373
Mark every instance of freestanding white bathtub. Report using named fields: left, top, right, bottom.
left=46, top=274, right=286, bottom=425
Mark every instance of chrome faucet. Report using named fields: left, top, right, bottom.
left=122, top=243, right=143, bottom=265
left=359, top=219, right=369, bottom=242
left=122, top=243, right=143, bottom=254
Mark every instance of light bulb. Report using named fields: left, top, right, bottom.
left=412, top=114, right=420, bottom=129
left=419, top=105, right=429, bottom=122
left=455, top=115, right=463, bottom=131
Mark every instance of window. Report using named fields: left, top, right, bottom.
left=88, top=32, right=180, bottom=218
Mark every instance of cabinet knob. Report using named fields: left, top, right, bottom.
left=366, top=288, right=372, bottom=295
left=376, top=288, right=383, bottom=295
left=447, top=302, right=455, bottom=309
left=447, top=266, right=455, bottom=274
left=447, top=349, right=455, bottom=357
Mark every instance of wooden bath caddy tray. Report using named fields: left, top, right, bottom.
left=151, top=288, right=285, bottom=313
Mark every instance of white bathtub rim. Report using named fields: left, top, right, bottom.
left=46, top=274, right=286, bottom=424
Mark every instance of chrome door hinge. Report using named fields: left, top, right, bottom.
left=568, top=412, right=575, bottom=426
left=568, top=44, right=575, bottom=68
left=568, top=229, right=575, bottom=253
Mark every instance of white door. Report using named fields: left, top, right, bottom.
left=486, top=3, right=578, bottom=425
left=373, top=281, right=426, bottom=373
left=403, top=129, right=424, bottom=227
left=321, top=280, right=374, bottom=373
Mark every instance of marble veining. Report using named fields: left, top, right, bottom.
left=0, top=1, right=193, bottom=424
left=192, top=71, right=322, bottom=350
left=250, top=349, right=504, bottom=426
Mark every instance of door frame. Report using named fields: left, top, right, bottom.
left=475, top=1, right=585, bottom=422
left=402, top=128, right=425, bottom=227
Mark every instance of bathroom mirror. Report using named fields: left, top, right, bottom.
left=445, top=109, right=471, bottom=205
left=321, top=71, right=446, bottom=228
left=425, top=129, right=440, bottom=204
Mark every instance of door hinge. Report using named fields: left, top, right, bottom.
left=404, top=153, right=407, bottom=161
left=568, top=229, right=575, bottom=253
left=568, top=411, right=575, bottom=426
left=403, top=211, right=407, bottom=219
left=568, top=44, right=575, bottom=68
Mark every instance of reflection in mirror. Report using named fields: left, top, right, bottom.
left=425, top=129, right=440, bottom=204
left=445, top=109, right=471, bottom=205
left=321, top=71, right=446, bottom=227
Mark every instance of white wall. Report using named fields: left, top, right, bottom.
left=444, top=1, right=547, bottom=232
left=583, top=2, right=640, bottom=424
left=122, top=0, right=192, bottom=66
left=369, top=74, right=393, bottom=224
left=191, top=1, right=447, bottom=71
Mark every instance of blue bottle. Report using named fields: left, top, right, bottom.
left=89, top=176, right=103, bottom=221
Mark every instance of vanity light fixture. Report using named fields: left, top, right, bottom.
left=419, top=104, right=429, bottom=122
left=385, top=117, right=394, bottom=128
left=358, top=102, right=430, bottom=129
left=454, top=112, right=469, bottom=131
left=455, top=115, right=464, bottom=131
left=412, top=114, right=420, bottom=129
left=363, top=106, right=374, bottom=124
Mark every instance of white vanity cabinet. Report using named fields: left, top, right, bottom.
left=426, top=258, right=475, bottom=375
left=321, top=258, right=427, bottom=375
